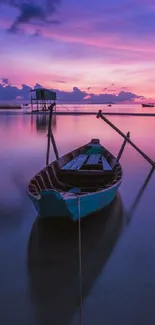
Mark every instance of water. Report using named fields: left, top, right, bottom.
left=0, top=104, right=155, bottom=325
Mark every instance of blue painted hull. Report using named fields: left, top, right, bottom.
left=29, top=181, right=121, bottom=221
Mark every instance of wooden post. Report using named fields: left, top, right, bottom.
left=97, top=110, right=155, bottom=167
left=46, top=102, right=59, bottom=166
left=50, top=132, right=59, bottom=160
left=31, top=95, right=33, bottom=112
left=116, top=131, right=130, bottom=162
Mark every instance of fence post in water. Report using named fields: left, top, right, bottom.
left=97, top=110, right=155, bottom=167
left=116, top=131, right=130, bottom=163
left=46, top=102, right=59, bottom=166
left=50, top=131, right=59, bottom=160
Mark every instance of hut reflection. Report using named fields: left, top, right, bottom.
left=35, top=113, right=57, bottom=133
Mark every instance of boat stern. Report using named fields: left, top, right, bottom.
left=39, top=189, right=71, bottom=218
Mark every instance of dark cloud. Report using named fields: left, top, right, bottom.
left=0, top=0, right=62, bottom=32
left=17, top=3, right=45, bottom=23
left=88, top=91, right=140, bottom=104
left=1, top=78, right=9, bottom=85
left=0, top=82, right=31, bottom=100
left=55, top=86, right=87, bottom=102
left=117, top=91, right=138, bottom=101
left=0, top=81, right=141, bottom=103
left=9, top=3, right=45, bottom=32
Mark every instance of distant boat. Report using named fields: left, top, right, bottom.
left=142, top=103, right=154, bottom=107
left=107, top=104, right=112, bottom=107
left=27, top=139, right=122, bottom=221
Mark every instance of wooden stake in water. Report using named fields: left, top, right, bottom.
left=97, top=110, right=155, bottom=167
left=77, top=196, right=83, bottom=325
left=46, top=102, right=59, bottom=165
left=116, top=132, right=130, bottom=163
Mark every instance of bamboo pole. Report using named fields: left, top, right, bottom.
left=46, top=102, right=59, bottom=165
left=50, top=132, right=59, bottom=160
left=46, top=106, right=52, bottom=165
left=97, top=110, right=155, bottom=167
left=116, top=132, right=130, bottom=163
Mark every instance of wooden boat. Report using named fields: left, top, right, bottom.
left=28, top=139, right=122, bottom=220
left=142, top=103, right=154, bottom=107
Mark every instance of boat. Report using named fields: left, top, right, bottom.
left=27, top=194, right=124, bottom=325
left=142, top=103, right=154, bottom=107
left=28, top=139, right=122, bottom=221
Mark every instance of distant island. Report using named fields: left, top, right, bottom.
left=0, top=82, right=143, bottom=104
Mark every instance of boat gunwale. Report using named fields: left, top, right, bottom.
left=28, top=178, right=122, bottom=202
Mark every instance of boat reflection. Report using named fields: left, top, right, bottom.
left=27, top=194, right=124, bottom=325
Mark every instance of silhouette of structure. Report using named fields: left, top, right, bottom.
left=30, top=88, right=56, bottom=112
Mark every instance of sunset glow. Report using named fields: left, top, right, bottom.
left=1, top=0, right=155, bottom=101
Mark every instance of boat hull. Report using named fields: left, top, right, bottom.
left=142, top=104, right=154, bottom=107
left=29, top=181, right=121, bottom=221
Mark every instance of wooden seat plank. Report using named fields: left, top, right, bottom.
left=61, top=157, right=77, bottom=170
left=102, top=156, right=112, bottom=171
left=70, top=154, right=88, bottom=170
left=86, top=154, right=100, bottom=165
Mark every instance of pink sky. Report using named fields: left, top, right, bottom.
left=0, top=0, right=155, bottom=100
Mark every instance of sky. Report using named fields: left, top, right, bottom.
left=0, top=0, right=155, bottom=102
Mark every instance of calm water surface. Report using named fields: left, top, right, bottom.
left=0, top=105, right=155, bottom=325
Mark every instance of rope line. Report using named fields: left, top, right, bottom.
left=77, top=196, right=83, bottom=325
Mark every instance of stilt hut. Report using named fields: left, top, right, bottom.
left=30, top=88, right=56, bottom=112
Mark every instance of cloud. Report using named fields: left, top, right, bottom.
left=54, top=80, right=66, bottom=84
left=9, top=3, right=45, bottom=33
left=87, top=90, right=140, bottom=103
left=0, top=82, right=31, bottom=100
left=0, top=81, right=141, bottom=103
left=0, top=0, right=62, bottom=32
left=1, top=77, right=9, bottom=85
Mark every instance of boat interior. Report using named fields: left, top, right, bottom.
left=28, top=139, right=122, bottom=197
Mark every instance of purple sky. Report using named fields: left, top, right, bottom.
left=0, top=0, right=155, bottom=101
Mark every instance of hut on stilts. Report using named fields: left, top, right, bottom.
left=30, top=88, right=57, bottom=113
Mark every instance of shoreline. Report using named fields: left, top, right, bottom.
left=0, top=105, right=21, bottom=109
left=1, top=109, right=155, bottom=117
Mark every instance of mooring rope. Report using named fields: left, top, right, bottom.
left=59, top=104, right=70, bottom=111
left=77, top=195, right=83, bottom=325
